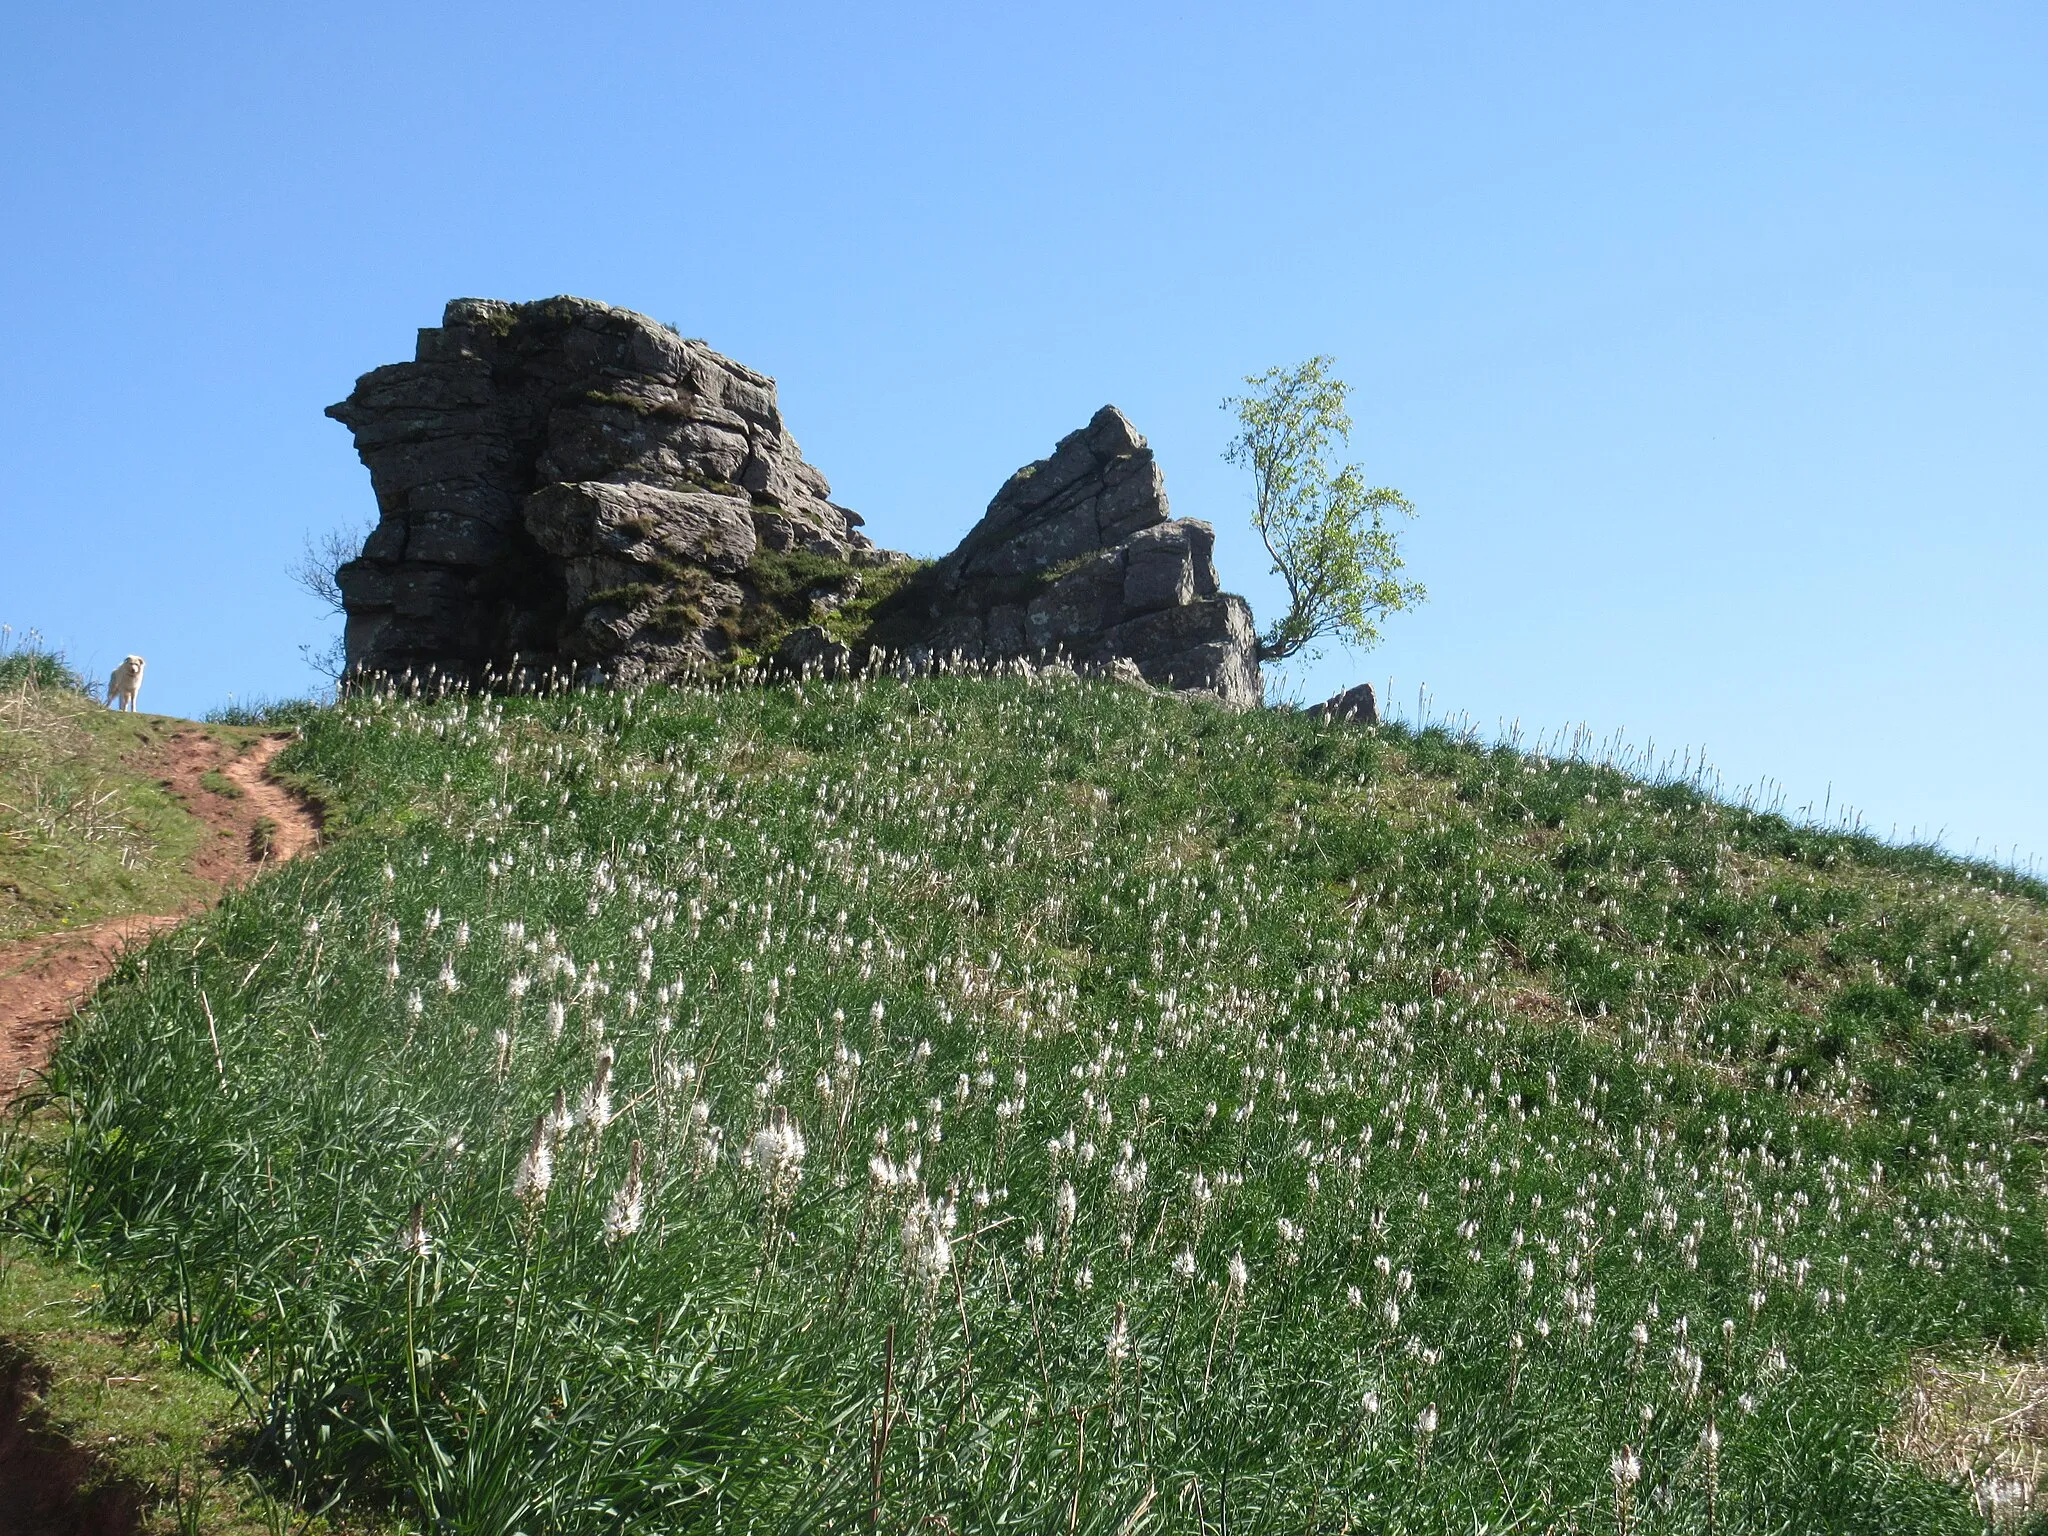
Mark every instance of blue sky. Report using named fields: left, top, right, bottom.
left=2, top=2, right=2042, bottom=864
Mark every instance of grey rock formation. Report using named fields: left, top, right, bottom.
left=328, top=296, right=888, bottom=685
left=866, top=407, right=1263, bottom=708
left=330, top=301, right=1263, bottom=706
left=1314, top=682, right=1380, bottom=725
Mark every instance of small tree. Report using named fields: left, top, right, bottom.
left=288, top=522, right=368, bottom=683
left=1224, top=357, right=1424, bottom=664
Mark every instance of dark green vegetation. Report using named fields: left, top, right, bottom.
left=738, top=549, right=926, bottom=658
left=9, top=674, right=2048, bottom=1532
left=591, top=549, right=928, bottom=666
left=858, top=554, right=1079, bottom=655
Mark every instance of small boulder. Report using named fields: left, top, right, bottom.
left=773, top=625, right=854, bottom=679
left=1314, top=683, right=1380, bottom=726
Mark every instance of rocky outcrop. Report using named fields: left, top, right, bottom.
left=863, top=407, right=1263, bottom=709
left=329, top=299, right=1263, bottom=706
left=1314, top=682, right=1379, bottom=725
left=328, top=296, right=889, bottom=685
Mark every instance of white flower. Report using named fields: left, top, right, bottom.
left=396, top=1201, right=432, bottom=1260
left=1609, top=1448, right=1641, bottom=1490
left=1110, top=1143, right=1148, bottom=1198
left=1416, top=1404, right=1438, bottom=1437
left=1276, top=1217, right=1305, bottom=1265
left=578, top=1046, right=615, bottom=1131
left=745, top=1106, right=807, bottom=1202
left=1173, top=1247, right=1198, bottom=1283
left=1226, top=1250, right=1249, bottom=1299
left=901, top=1194, right=956, bottom=1293
left=603, top=1139, right=645, bottom=1243
left=1054, top=1181, right=1078, bottom=1239
left=544, top=1086, right=574, bottom=1146
left=1106, top=1303, right=1130, bottom=1367
left=513, top=1114, right=553, bottom=1207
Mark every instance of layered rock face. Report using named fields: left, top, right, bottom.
left=329, top=299, right=1262, bottom=707
left=871, top=407, right=1262, bottom=708
left=328, top=296, right=886, bottom=685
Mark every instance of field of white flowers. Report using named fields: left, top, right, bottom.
left=10, top=672, right=2047, bottom=1533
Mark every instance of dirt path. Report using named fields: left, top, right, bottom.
left=0, top=732, right=320, bottom=1101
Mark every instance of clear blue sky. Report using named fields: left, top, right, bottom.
left=2, top=3, right=2041, bottom=864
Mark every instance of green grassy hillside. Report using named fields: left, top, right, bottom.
left=0, top=637, right=242, bottom=944
left=11, top=673, right=2048, bottom=1532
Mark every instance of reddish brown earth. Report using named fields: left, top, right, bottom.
left=0, top=730, right=321, bottom=1101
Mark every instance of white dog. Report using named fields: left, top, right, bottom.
left=106, top=655, right=145, bottom=712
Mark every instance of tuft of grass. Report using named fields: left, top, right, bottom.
left=199, top=769, right=244, bottom=800
left=4, top=673, right=2045, bottom=1532
left=0, top=626, right=92, bottom=695
left=204, top=696, right=325, bottom=729
left=247, top=817, right=278, bottom=863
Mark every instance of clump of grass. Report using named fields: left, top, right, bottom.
left=199, top=769, right=244, bottom=800
left=247, top=816, right=278, bottom=862
left=7, top=672, right=2045, bottom=1532
left=204, top=696, right=324, bottom=728
left=0, top=625, right=91, bottom=695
